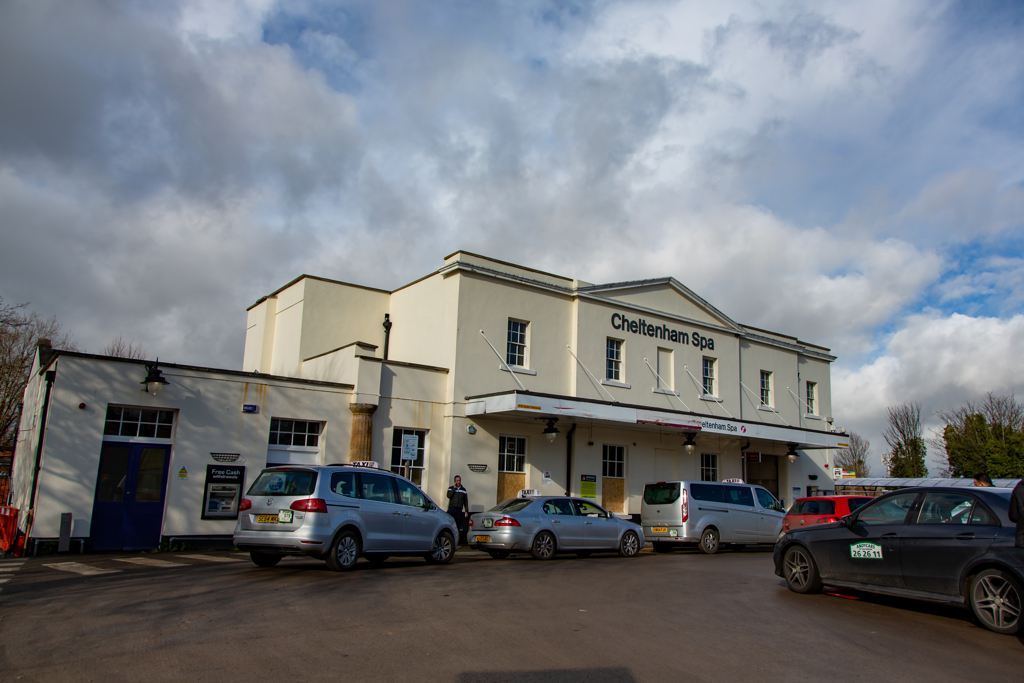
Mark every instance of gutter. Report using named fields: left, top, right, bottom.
left=25, top=369, right=56, bottom=544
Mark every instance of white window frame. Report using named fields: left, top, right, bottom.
left=103, top=405, right=176, bottom=444
left=506, top=319, right=529, bottom=369
left=806, top=381, right=817, bottom=415
left=390, top=428, right=427, bottom=485
left=759, top=371, right=773, bottom=408
left=267, top=417, right=323, bottom=465
left=702, top=357, right=716, bottom=396
left=700, top=453, right=719, bottom=482
left=602, top=444, right=625, bottom=479
left=606, top=338, right=623, bottom=381
left=498, top=435, right=527, bottom=473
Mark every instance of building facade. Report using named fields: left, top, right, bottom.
left=10, top=250, right=848, bottom=551
left=244, top=251, right=848, bottom=514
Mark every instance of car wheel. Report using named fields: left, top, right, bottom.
left=652, top=542, right=672, bottom=553
left=619, top=531, right=640, bottom=558
left=783, top=545, right=822, bottom=594
left=699, top=527, right=720, bottom=555
left=488, top=550, right=510, bottom=560
left=531, top=531, right=556, bottom=560
left=425, top=531, right=455, bottom=565
left=249, top=551, right=282, bottom=568
left=970, top=569, right=1022, bottom=635
left=575, top=551, right=592, bottom=558
left=325, top=530, right=360, bottom=572
left=364, top=553, right=389, bottom=565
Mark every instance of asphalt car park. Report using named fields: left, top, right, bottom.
left=2, top=546, right=1023, bottom=682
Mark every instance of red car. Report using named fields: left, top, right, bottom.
left=782, top=495, right=873, bottom=532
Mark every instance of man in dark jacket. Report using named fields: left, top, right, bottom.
left=1009, top=479, right=1024, bottom=549
left=447, top=476, right=470, bottom=545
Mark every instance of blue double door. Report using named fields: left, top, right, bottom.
left=89, top=443, right=171, bottom=551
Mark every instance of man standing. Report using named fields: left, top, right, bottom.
left=1009, top=478, right=1024, bottom=549
left=447, top=475, right=470, bottom=545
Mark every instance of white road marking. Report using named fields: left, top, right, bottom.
left=0, top=566, right=25, bottom=572
left=177, top=554, right=242, bottom=563
left=0, top=577, right=10, bottom=584
left=44, top=562, right=121, bottom=576
left=112, top=557, right=184, bottom=568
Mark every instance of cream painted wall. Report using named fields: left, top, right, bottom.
left=299, top=278, right=390, bottom=363
left=242, top=297, right=277, bottom=374
left=452, top=273, right=575, bottom=400
left=573, top=297, right=742, bottom=418
left=12, top=355, right=356, bottom=540
left=798, top=356, right=834, bottom=425
left=591, top=285, right=732, bottom=329
left=448, top=251, right=574, bottom=289
left=388, top=272, right=459, bottom=373
left=738, top=339, right=801, bottom=426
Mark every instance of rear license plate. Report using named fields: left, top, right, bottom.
left=475, top=535, right=491, bottom=543
left=256, top=514, right=278, bottom=523
left=652, top=527, right=668, bottom=533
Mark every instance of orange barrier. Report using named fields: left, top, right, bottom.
left=0, top=507, right=19, bottom=553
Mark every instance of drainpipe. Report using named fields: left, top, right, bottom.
left=26, top=368, right=57, bottom=550
left=565, top=423, right=576, bottom=496
left=382, top=314, right=392, bottom=361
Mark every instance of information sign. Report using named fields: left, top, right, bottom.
left=401, top=434, right=419, bottom=461
left=580, top=474, right=597, bottom=502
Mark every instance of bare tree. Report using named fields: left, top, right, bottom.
left=883, top=401, right=928, bottom=478
left=0, top=297, right=78, bottom=447
left=103, top=336, right=147, bottom=360
left=834, top=431, right=871, bottom=477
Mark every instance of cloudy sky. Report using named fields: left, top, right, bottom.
left=2, top=0, right=1023, bottom=473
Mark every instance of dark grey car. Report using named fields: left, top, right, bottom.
left=468, top=496, right=644, bottom=560
left=775, top=487, right=1024, bottom=635
left=233, top=465, right=458, bottom=571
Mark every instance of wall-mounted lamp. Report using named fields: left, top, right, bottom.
left=786, top=444, right=799, bottom=464
left=542, top=418, right=560, bottom=443
left=141, top=360, right=169, bottom=397
left=683, top=432, right=697, bottom=455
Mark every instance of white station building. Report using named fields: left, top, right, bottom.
left=10, top=251, right=849, bottom=552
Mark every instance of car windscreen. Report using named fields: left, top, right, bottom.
left=846, top=498, right=872, bottom=513
left=489, top=499, right=534, bottom=513
left=248, top=469, right=318, bottom=497
left=789, top=500, right=836, bottom=515
left=644, top=483, right=680, bottom=505
left=689, top=483, right=726, bottom=503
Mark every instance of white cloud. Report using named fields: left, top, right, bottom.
left=834, top=312, right=1024, bottom=472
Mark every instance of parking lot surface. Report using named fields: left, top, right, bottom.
left=1, top=547, right=1022, bottom=682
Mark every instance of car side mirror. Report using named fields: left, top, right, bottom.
left=839, top=515, right=852, bottom=528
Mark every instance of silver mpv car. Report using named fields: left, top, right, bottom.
left=233, top=465, right=458, bottom=571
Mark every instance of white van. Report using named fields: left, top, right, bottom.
left=640, top=480, right=785, bottom=554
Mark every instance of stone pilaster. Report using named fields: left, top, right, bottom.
left=348, top=403, right=378, bottom=462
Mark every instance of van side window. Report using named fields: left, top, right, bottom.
left=360, top=472, right=398, bottom=504
left=689, top=483, right=725, bottom=503
left=724, top=485, right=754, bottom=507
left=754, top=487, right=779, bottom=511
left=330, top=471, right=360, bottom=498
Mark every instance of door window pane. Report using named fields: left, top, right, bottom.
left=95, top=446, right=131, bottom=502
left=395, top=478, right=428, bottom=507
left=134, top=449, right=167, bottom=502
left=602, top=445, right=624, bottom=478
left=330, top=471, right=359, bottom=498
left=543, top=499, right=575, bottom=515
left=724, top=485, right=754, bottom=507
left=360, top=472, right=397, bottom=504
left=105, top=406, right=175, bottom=440
left=573, top=500, right=606, bottom=517
left=916, top=492, right=976, bottom=525
left=854, top=492, right=918, bottom=526
left=391, top=429, right=426, bottom=485
left=970, top=504, right=999, bottom=526
left=755, top=488, right=780, bottom=510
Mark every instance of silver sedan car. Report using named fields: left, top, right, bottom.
left=468, top=496, right=644, bottom=560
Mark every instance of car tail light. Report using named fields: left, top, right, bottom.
left=818, top=516, right=839, bottom=525
left=783, top=518, right=790, bottom=531
left=239, top=498, right=252, bottom=512
left=290, top=498, right=328, bottom=513
left=681, top=490, right=689, bottom=523
left=493, top=517, right=521, bottom=527
left=468, top=518, right=474, bottom=527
